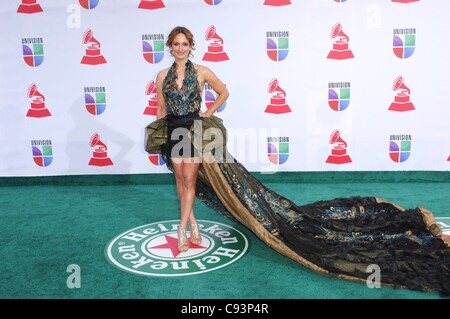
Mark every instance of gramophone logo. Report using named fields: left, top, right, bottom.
left=393, top=28, right=415, bottom=59
left=138, top=0, right=165, bottom=10
left=202, top=25, right=229, bottom=62
left=268, top=137, right=289, bottom=165
left=327, top=23, right=354, bottom=60
left=142, top=34, right=164, bottom=64
left=144, top=81, right=158, bottom=116
left=263, top=0, right=291, bottom=6
left=392, top=0, right=419, bottom=3
left=389, top=134, right=411, bottom=163
left=31, top=140, right=52, bottom=167
left=328, top=82, right=350, bottom=112
left=148, top=152, right=166, bottom=166
left=204, top=0, right=222, bottom=5
left=88, top=133, right=113, bottom=166
left=22, top=38, right=44, bottom=67
left=388, top=75, right=415, bottom=112
left=81, top=28, right=107, bottom=65
left=17, top=0, right=43, bottom=14
left=84, top=87, right=106, bottom=115
left=79, top=0, right=99, bottom=9
left=265, top=78, right=291, bottom=114
left=204, top=83, right=226, bottom=113
left=325, top=129, right=352, bottom=164
left=266, top=31, right=289, bottom=62
left=26, top=83, right=51, bottom=118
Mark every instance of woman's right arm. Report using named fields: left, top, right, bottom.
left=156, top=71, right=166, bottom=119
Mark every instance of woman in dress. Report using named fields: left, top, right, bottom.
left=154, top=26, right=229, bottom=252
left=147, top=26, right=450, bottom=296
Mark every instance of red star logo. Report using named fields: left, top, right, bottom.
left=149, top=235, right=206, bottom=258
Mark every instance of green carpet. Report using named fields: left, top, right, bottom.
left=0, top=171, right=449, bottom=299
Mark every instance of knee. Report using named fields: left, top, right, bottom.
left=182, top=176, right=195, bottom=190
left=174, top=172, right=183, bottom=181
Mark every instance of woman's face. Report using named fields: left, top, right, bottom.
left=171, top=33, right=191, bottom=60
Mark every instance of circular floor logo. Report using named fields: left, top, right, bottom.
left=436, top=217, right=450, bottom=240
left=105, top=220, right=249, bottom=276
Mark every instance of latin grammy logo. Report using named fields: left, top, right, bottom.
left=143, top=80, right=157, bottom=116
left=389, top=75, right=415, bottom=112
left=138, top=0, right=165, bottom=10
left=26, top=83, right=51, bottom=118
left=202, top=25, right=229, bottom=62
left=81, top=29, right=107, bottom=65
left=265, top=78, right=291, bottom=114
left=392, top=0, right=419, bottom=3
left=88, top=133, right=113, bottom=166
left=263, top=0, right=291, bottom=6
left=17, top=0, right=43, bottom=14
left=326, top=129, right=352, bottom=164
left=327, top=22, right=354, bottom=60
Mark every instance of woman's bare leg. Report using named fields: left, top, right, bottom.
left=172, top=157, right=200, bottom=251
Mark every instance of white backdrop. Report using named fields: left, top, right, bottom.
left=1, top=0, right=449, bottom=177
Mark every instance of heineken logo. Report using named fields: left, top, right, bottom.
left=105, top=220, right=249, bottom=276
left=436, top=217, right=450, bottom=240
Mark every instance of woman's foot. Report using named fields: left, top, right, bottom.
left=190, top=223, right=202, bottom=245
left=178, top=229, right=189, bottom=252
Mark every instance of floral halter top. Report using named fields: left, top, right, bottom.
left=162, top=59, right=202, bottom=116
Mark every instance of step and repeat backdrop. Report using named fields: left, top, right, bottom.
left=1, top=0, right=449, bottom=176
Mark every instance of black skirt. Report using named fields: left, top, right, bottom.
left=165, top=112, right=200, bottom=158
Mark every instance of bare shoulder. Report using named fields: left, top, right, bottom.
left=194, top=63, right=216, bottom=81
left=156, top=68, right=169, bottom=85
left=194, top=63, right=213, bottom=75
left=157, top=68, right=169, bottom=79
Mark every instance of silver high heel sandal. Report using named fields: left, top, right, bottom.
left=178, top=229, right=189, bottom=252
left=190, top=223, right=202, bottom=245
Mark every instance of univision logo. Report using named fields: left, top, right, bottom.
left=328, top=82, right=350, bottom=112
left=266, top=31, right=289, bottom=62
left=22, top=38, right=44, bottom=67
left=142, top=34, right=164, bottom=64
left=389, top=134, right=411, bottom=163
left=31, top=140, right=53, bottom=167
left=204, top=83, right=226, bottom=113
left=148, top=152, right=166, bottom=166
left=106, top=220, right=249, bottom=276
left=79, top=0, right=99, bottom=9
left=393, top=28, right=416, bottom=59
left=267, top=137, right=289, bottom=165
left=204, top=0, right=222, bottom=5
left=263, top=0, right=291, bottom=6
left=84, top=87, right=106, bottom=115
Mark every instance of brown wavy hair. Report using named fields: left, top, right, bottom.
left=166, top=26, right=195, bottom=58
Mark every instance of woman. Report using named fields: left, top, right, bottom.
left=147, top=26, right=450, bottom=295
left=154, top=26, right=229, bottom=252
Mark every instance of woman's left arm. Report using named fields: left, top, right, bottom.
left=199, top=66, right=229, bottom=117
